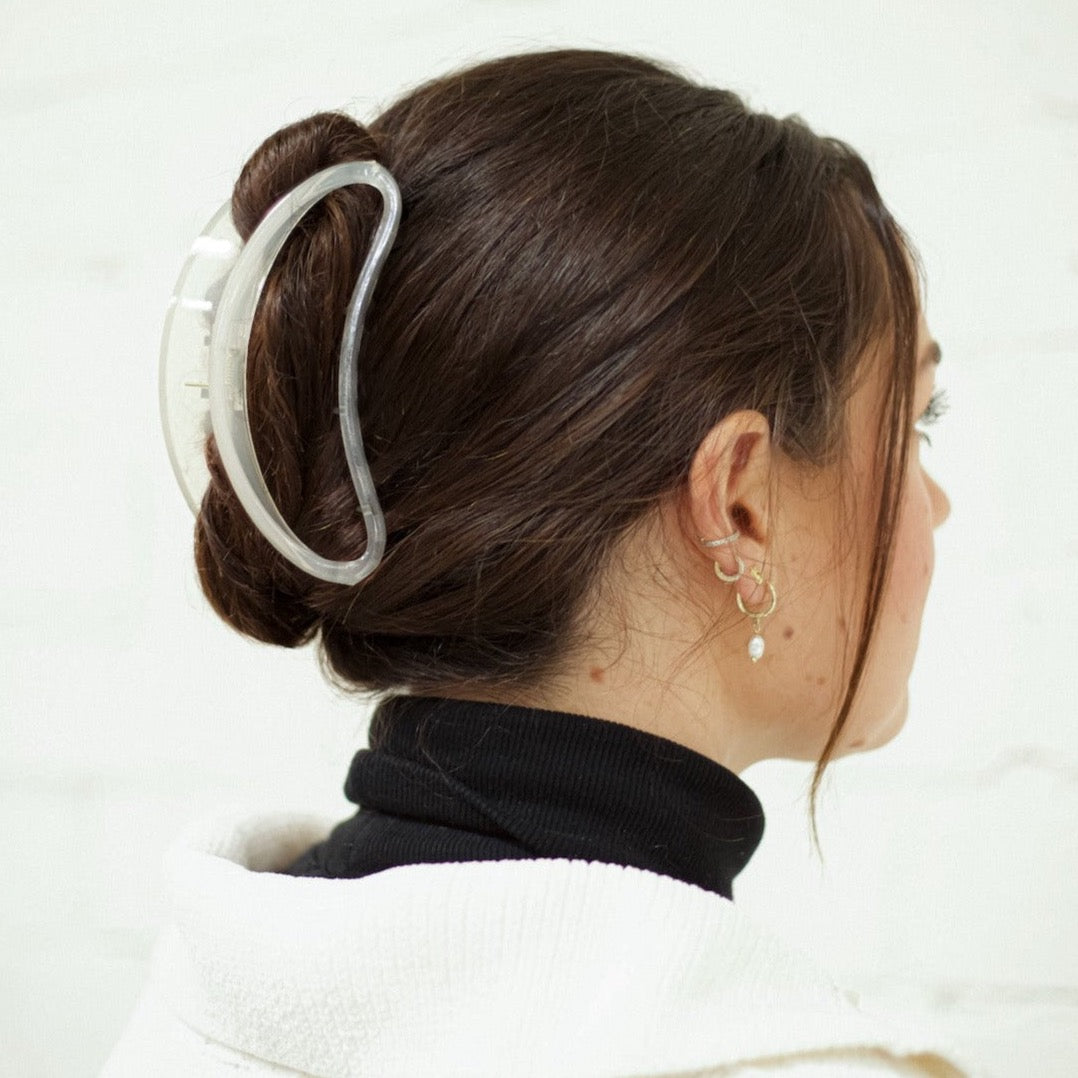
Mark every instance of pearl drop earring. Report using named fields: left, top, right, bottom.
left=736, top=567, right=777, bottom=663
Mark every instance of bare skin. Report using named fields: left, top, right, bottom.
left=445, top=310, right=949, bottom=776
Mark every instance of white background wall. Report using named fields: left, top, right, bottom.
left=2, top=1, right=1075, bottom=1075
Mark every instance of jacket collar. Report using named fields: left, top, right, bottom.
left=143, top=809, right=966, bottom=1077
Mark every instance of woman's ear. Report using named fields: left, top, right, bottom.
left=683, top=410, right=774, bottom=576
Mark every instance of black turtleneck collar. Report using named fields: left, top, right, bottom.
left=283, top=695, right=765, bottom=900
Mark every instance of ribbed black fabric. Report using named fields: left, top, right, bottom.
left=283, top=694, right=765, bottom=899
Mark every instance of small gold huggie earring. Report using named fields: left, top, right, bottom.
left=736, top=566, right=778, bottom=663
left=714, top=556, right=744, bottom=584
left=698, top=530, right=744, bottom=583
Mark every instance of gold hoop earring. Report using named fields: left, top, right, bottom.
left=713, top=555, right=744, bottom=584
left=699, top=530, right=744, bottom=583
left=736, top=566, right=777, bottom=663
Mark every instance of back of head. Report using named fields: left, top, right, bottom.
left=195, top=48, right=917, bottom=708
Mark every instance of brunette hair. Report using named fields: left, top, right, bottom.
left=195, top=49, right=920, bottom=823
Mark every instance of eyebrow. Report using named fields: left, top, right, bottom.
left=919, top=340, right=942, bottom=369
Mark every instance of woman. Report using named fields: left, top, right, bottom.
left=103, top=49, right=966, bottom=1077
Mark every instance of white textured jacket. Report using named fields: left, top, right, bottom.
left=100, top=809, right=972, bottom=1077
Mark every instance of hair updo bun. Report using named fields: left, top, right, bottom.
left=195, top=111, right=384, bottom=648
left=193, top=48, right=919, bottom=738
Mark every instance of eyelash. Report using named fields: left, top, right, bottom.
left=916, top=388, right=949, bottom=447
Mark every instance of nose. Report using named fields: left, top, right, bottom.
left=924, top=468, right=951, bottom=528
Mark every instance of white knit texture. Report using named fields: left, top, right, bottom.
left=99, top=809, right=973, bottom=1078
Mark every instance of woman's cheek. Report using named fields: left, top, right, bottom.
left=891, top=475, right=936, bottom=627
